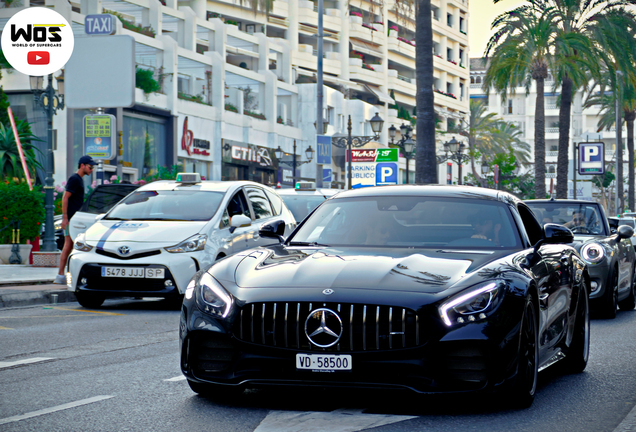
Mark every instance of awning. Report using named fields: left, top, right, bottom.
left=350, top=40, right=383, bottom=57
left=363, top=84, right=395, bottom=104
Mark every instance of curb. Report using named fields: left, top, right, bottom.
left=0, top=290, right=76, bottom=309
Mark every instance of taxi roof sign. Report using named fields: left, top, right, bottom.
left=176, top=173, right=201, bottom=184
left=295, top=181, right=316, bottom=191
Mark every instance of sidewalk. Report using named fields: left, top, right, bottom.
left=0, top=265, right=76, bottom=308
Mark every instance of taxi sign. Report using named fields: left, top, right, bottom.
left=176, top=173, right=201, bottom=184
left=295, top=181, right=316, bottom=191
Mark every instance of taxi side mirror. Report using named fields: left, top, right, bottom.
left=229, top=214, right=251, bottom=233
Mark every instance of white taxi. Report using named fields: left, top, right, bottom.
left=67, top=173, right=296, bottom=308
left=276, top=182, right=341, bottom=222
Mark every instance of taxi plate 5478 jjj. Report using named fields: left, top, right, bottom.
left=101, top=267, right=165, bottom=278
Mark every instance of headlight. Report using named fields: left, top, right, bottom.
left=54, top=220, right=62, bottom=231
left=439, top=282, right=502, bottom=327
left=185, top=279, right=195, bottom=300
left=581, top=242, right=605, bottom=263
left=165, top=234, right=207, bottom=253
left=73, top=233, right=93, bottom=252
left=197, top=273, right=233, bottom=318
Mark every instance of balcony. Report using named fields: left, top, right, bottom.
left=349, top=58, right=384, bottom=87
left=387, top=35, right=415, bottom=60
left=389, top=72, right=416, bottom=98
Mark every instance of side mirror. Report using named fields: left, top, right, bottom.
left=229, top=214, right=251, bottom=233
left=543, top=223, right=574, bottom=244
left=617, top=225, right=634, bottom=240
left=259, top=220, right=286, bottom=243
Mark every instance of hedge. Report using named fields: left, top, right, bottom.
left=0, top=181, right=45, bottom=243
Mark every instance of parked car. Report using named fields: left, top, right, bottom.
left=180, top=185, right=590, bottom=408
left=276, top=182, right=341, bottom=222
left=67, top=174, right=296, bottom=308
left=526, top=199, right=635, bottom=318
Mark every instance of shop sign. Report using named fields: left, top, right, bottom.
left=224, top=143, right=274, bottom=167
left=83, top=114, right=116, bottom=160
left=347, top=148, right=398, bottom=162
left=180, top=116, right=211, bottom=158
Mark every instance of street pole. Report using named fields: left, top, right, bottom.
left=347, top=116, right=352, bottom=190
left=573, top=141, right=577, bottom=199
left=405, top=154, right=410, bottom=184
left=616, top=70, right=623, bottom=214
left=42, top=73, right=56, bottom=252
left=458, top=161, right=463, bottom=185
left=292, top=139, right=297, bottom=182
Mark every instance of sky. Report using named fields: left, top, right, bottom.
left=468, top=0, right=524, bottom=58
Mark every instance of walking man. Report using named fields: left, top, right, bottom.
left=54, top=155, right=97, bottom=284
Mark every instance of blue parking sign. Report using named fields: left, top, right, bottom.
left=578, top=142, right=604, bottom=175
left=376, top=163, right=398, bottom=185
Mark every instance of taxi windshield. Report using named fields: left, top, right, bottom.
left=105, top=190, right=224, bottom=222
left=290, top=196, right=521, bottom=248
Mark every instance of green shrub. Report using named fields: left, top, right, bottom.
left=135, top=67, right=161, bottom=94
left=0, top=181, right=45, bottom=243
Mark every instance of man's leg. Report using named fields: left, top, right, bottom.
left=54, top=234, right=73, bottom=284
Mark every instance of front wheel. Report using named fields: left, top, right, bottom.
left=75, top=291, right=105, bottom=309
left=507, top=295, right=538, bottom=409
left=562, top=280, right=590, bottom=373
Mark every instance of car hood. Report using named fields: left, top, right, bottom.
left=570, top=234, right=613, bottom=249
left=229, top=246, right=511, bottom=294
left=85, top=220, right=207, bottom=243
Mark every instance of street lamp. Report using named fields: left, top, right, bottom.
left=331, top=113, right=384, bottom=189
left=31, top=73, right=65, bottom=252
left=437, top=136, right=469, bottom=185
left=388, top=123, right=416, bottom=184
left=275, top=140, right=315, bottom=185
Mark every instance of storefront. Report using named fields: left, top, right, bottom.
left=221, top=140, right=278, bottom=186
left=177, top=115, right=213, bottom=179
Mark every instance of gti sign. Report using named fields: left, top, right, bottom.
left=578, top=142, right=604, bottom=175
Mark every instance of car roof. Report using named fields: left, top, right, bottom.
left=135, top=180, right=269, bottom=193
left=276, top=188, right=340, bottom=197
left=525, top=199, right=598, bottom=205
left=330, top=185, right=514, bottom=202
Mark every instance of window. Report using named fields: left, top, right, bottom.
left=245, top=187, right=273, bottom=219
left=508, top=99, right=513, bottom=114
left=265, top=189, right=284, bottom=216
left=223, top=190, right=251, bottom=227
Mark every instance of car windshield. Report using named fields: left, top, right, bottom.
left=290, top=196, right=521, bottom=248
left=105, top=190, right=224, bottom=222
left=81, top=185, right=138, bottom=214
left=526, top=202, right=607, bottom=236
left=281, top=195, right=329, bottom=221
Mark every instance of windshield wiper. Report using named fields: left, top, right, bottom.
left=288, top=241, right=329, bottom=247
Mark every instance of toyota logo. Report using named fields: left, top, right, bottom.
left=304, top=308, right=343, bottom=348
left=118, top=246, right=131, bottom=256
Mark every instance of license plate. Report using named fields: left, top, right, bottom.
left=101, top=267, right=165, bottom=279
left=296, top=354, right=352, bottom=371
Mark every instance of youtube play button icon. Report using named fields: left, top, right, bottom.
left=27, top=51, right=50, bottom=65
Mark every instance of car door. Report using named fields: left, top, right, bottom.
left=244, top=186, right=278, bottom=248
left=222, top=189, right=253, bottom=254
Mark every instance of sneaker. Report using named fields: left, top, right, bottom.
left=53, top=274, right=66, bottom=285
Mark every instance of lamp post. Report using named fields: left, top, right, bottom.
left=31, top=73, right=65, bottom=252
left=480, top=159, right=490, bottom=187
left=436, top=136, right=469, bottom=185
left=331, top=113, right=384, bottom=189
left=275, top=140, right=315, bottom=185
left=388, top=123, right=416, bottom=184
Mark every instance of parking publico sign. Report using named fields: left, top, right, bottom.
left=350, top=149, right=398, bottom=188
left=1, top=7, right=74, bottom=76
left=578, top=142, right=605, bottom=175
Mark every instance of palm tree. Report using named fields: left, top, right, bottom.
left=453, top=100, right=531, bottom=186
left=484, top=4, right=557, bottom=199
left=415, top=0, right=437, bottom=184
left=0, top=120, right=43, bottom=182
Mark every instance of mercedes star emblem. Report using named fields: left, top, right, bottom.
left=304, top=308, right=343, bottom=348
left=118, top=246, right=131, bottom=256
left=322, top=289, right=334, bottom=296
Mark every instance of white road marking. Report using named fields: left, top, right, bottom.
left=0, top=357, right=54, bottom=369
left=613, top=403, right=636, bottom=432
left=254, top=408, right=417, bottom=432
left=164, top=375, right=187, bottom=382
left=0, top=395, right=114, bottom=425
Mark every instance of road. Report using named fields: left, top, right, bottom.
left=1, top=298, right=636, bottom=432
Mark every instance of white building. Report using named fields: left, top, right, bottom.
left=0, top=0, right=470, bottom=188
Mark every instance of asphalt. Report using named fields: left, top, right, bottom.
left=0, top=265, right=76, bottom=308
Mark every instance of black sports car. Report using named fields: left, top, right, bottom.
left=525, top=199, right=635, bottom=318
left=180, top=186, right=590, bottom=408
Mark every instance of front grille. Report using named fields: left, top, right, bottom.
left=233, top=302, right=420, bottom=352
left=96, top=249, right=161, bottom=260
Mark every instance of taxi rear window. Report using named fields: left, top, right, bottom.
left=105, top=190, right=223, bottom=221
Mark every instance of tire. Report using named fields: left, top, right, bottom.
left=602, top=269, right=619, bottom=319
left=75, top=291, right=105, bottom=309
left=619, top=265, right=636, bottom=311
left=187, top=379, right=243, bottom=399
left=507, top=295, right=538, bottom=409
left=562, top=280, right=590, bottom=373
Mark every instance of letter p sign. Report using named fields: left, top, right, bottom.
left=578, top=142, right=604, bottom=175
left=376, top=162, right=398, bottom=185
left=583, top=146, right=600, bottom=161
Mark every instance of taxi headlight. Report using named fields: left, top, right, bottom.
left=73, top=233, right=93, bottom=252
left=196, top=273, right=233, bottom=318
left=165, top=234, right=207, bottom=253
left=581, top=243, right=605, bottom=263
left=438, top=282, right=502, bottom=327
left=54, top=219, right=62, bottom=231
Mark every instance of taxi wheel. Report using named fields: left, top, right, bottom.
left=75, top=291, right=105, bottom=309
